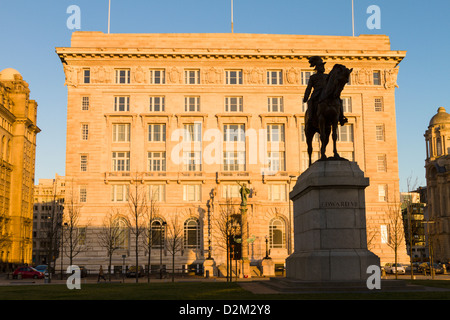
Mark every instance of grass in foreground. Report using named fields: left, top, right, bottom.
left=0, top=280, right=449, bottom=300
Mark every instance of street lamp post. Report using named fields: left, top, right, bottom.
left=422, top=220, right=436, bottom=279
left=60, top=222, right=67, bottom=280
left=160, top=221, right=166, bottom=279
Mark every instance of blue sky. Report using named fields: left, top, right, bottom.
left=0, top=0, right=449, bottom=192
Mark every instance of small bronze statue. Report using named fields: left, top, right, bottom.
left=304, top=56, right=352, bottom=166
left=237, top=182, right=250, bottom=207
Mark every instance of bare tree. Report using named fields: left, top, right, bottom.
left=98, top=209, right=124, bottom=281
left=165, top=214, right=184, bottom=282
left=142, top=187, right=159, bottom=283
left=127, top=173, right=148, bottom=283
left=0, top=210, right=11, bottom=271
left=404, top=175, right=419, bottom=279
left=386, top=188, right=405, bottom=279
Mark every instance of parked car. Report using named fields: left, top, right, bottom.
left=34, top=265, right=48, bottom=275
left=126, top=266, right=144, bottom=278
left=384, top=263, right=406, bottom=274
left=418, top=262, right=444, bottom=274
left=13, top=266, right=45, bottom=279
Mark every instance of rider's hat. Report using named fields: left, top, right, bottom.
left=308, top=56, right=326, bottom=68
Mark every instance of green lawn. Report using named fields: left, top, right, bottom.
left=0, top=280, right=449, bottom=300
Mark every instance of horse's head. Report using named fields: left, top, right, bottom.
left=321, top=64, right=352, bottom=101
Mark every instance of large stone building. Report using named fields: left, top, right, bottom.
left=0, top=68, right=40, bottom=268
left=424, top=107, right=450, bottom=263
left=55, top=32, right=408, bottom=274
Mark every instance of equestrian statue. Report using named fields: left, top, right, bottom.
left=303, top=56, right=352, bottom=166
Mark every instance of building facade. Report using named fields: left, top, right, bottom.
left=424, top=107, right=450, bottom=263
left=55, top=32, right=408, bottom=274
left=0, top=68, right=40, bottom=268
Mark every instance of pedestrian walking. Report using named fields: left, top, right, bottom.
left=97, top=265, right=106, bottom=282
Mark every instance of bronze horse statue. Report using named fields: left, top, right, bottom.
left=305, top=64, right=352, bottom=166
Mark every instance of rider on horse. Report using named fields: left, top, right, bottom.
left=303, top=56, right=348, bottom=127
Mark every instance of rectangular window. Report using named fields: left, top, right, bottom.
left=183, top=151, right=202, bottom=171
left=268, top=97, right=284, bottom=112
left=373, top=71, right=381, bottom=86
left=149, top=184, right=166, bottom=202
left=149, top=96, right=165, bottom=112
left=301, top=70, right=314, bottom=85
left=81, top=124, right=89, bottom=140
left=183, top=123, right=202, bottom=142
left=267, top=70, right=283, bottom=85
left=267, top=124, right=285, bottom=142
left=79, top=186, right=87, bottom=203
left=267, top=151, right=285, bottom=172
left=112, top=152, right=130, bottom=172
left=112, top=123, right=131, bottom=142
left=115, top=69, right=130, bottom=84
left=268, top=184, right=287, bottom=201
left=381, top=225, right=390, bottom=244
left=378, top=184, right=388, bottom=202
left=376, top=124, right=385, bottom=141
left=302, top=151, right=320, bottom=171
left=111, top=185, right=129, bottom=202
left=81, top=96, right=90, bottom=111
left=149, top=69, right=165, bottom=84
left=337, top=124, right=354, bottom=142
left=148, top=152, right=166, bottom=172
left=185, top=69, right=200, bottom=84
left=148, top=124, right=166, bottom=142
left=223, top=151, right=246, bottom=171
left=83, top=69, right=90, bottom=84
left=374, top=97, right=384, bottom=112
left=183, top=184, right=201, bottom=202
left=80, top=155, right=88, bottom=172
left=225, top=97, right=243, bottom=112
left=223, top=124, right=245, bottom=142
left=377, top=154, right=387, bottom=172
left=222, top=184, right=241, bottom=198
left=114, top=96, right=130, bottom=112
left=225, top=70, right=242, bottom=85
left=341, top=97, right=352, bottom=113
left=185, top=96, right=200, bottom=112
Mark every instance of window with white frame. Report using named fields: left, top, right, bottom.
left=268, top=184, right=287, bottom=201
left=300, top=124, right=319, bottom=142
left=112, top=151, right=130, bottom=172
left=267, top=124, right=285, bottom=143
left=115, top=69, right=130, bottom=84
left=81, top=96, right=90, bottom=111
left=83, top=69, right=90, bottom=84
left=267, top=151, right=285, bottom=172
left=337, top=124, right=354, bottom=142
left=301, top=70, right=314, bottom=85
left=374, top=97, right=384, bottom=112
left=267, top=70, right=283, bottom=85
left=148, top=124, right=166, bottom=142
left=373, top=70, right=381, bottom=86
left=148, top=152, right=166, bottom=172
left=151, top=219, right=166, bottom=248
left=183, top=184, right=201, bottom=202
left=81, top=124, right=89, bottom=140
left=185, top=69, right=200, bottom=84
left=80, top=154, right=88, bottom=172
left=341, top=97, right=352, bottom=113
left=183, top=151, right=202, bottom=171
left=184, top=218, right=200, bottom=249
left=185, top=96, right=200, bottom=112
left=149, top=96, right=165, bottom=112
left=378, top=184, right=388, bottom=202
left=223, top=124, right=245, bottom=142
left=114, top=96, right=130, bottom=112
left=380, top=224, right=390, bottom=244
left=183, top=123, right=202, bottom=142
left=225, top=97, right=243, bottom=112
left=111, top=185, right=129, bottom=202
left=376, top=124, right=385, bottom=141
left=225, top=70, right=242, bottom=85
left=267, top=97, right=284, bottom=112
left=223, top=151, right=246, bottom=171
left=149, top=69, right=165, bottom=84
left=377, top=154, right=387, bottom=172
left=112, top=123, right=131, bottom=142
left=222, top=184, right=241, bottom=198
left=113, top=218, right=129, bottom=249
left=148, top=184, right=165, bottom=202
left=79, top=186, right=87, bottom=203
left=269, top=218, right=286, bottom=249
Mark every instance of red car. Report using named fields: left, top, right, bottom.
left=12, top=266, right=44, bottom=279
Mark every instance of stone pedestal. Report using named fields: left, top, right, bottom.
left=203, top=258, right=217, bottom=278
left=285, top=160, right=380, bottom=283
left=261, top=258, right=275, bottom=277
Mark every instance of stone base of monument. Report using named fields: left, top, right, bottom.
left=203, top=258, right=217, bottom=278
left=282, top=160, right=381, bottom=291
left=261, top=257, right=275, bottom=277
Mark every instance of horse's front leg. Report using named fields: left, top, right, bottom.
left=332, top=121, right=340, bottom=159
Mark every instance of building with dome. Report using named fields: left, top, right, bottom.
left=55, top=32, right=409, bottom=275
left=424, top=107, right=450, bottom=263
left=0, top=68, right=40, bottom=269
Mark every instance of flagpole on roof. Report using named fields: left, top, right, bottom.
left=231, top=0, right=234, bottom=33
left=108, top=0, right=111, bottom=34
left=352, top=0, right=355, bottom=36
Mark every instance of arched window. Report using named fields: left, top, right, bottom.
left=113, top=217, right=129, bottom=250
left=269, top=218, right=285, bottom=249
left=184, top=218, right=200, bottom=249
left=151, top=218, right=166, bottom=249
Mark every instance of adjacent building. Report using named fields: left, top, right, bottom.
left=0, top=68, right=40, bottom=268
left=424, top=107, right=450, bottom=263
left=55, top=32, right=408, bottom=274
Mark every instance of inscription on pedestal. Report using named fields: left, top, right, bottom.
left=320, top=201, right=358, bottom=208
